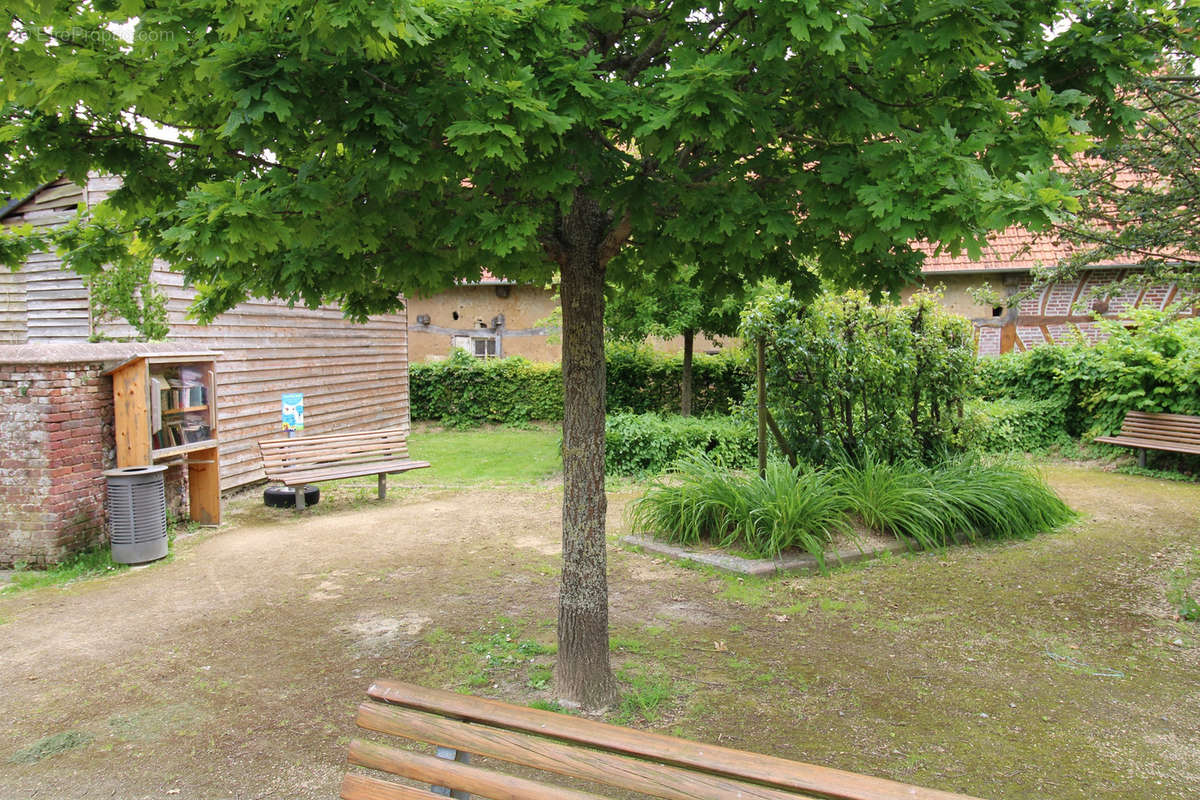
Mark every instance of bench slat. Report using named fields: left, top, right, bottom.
left=356, top=702, right=807, bottom=800
left=1120, top=417, right=1200, bottom=432
left=348, top=738, right=610, bottom=800
left=340, top=773, right=447, bottom=800
left=275, top=460, right=429, bottom=486
left=367, top=680, right=980, bottom=800
left=1122, top=411, right=1200, bottom=425
left=1094, top=436, right=1200, bottom=455
left=261, top=441, right=409, bottom=461
left=263, top=449, right=411, bottom=471
left=260, top=428, right=410, bottom=447
left=1118, top=424, right=1200, bottom=438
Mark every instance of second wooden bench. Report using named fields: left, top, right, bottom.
left=258, top=428, right=429, bottom=509
left=342, top=678, right=984, bottom=800
left=1093, top=411, right=1200, bottom=467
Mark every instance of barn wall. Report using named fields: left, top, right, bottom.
left=5, top=177, right=410, bottom=492
left=97, top=267, right=410, bottom=491
left=0, top=178, right=91, bottom=343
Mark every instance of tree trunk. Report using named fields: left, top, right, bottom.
left=756, top=337, right=767, bottom=478
left=554, top=193, right=618, bottom=710
left=681, top=328, right=694, bottom=417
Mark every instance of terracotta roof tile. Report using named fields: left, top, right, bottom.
left=918, top=227, right=1129, bottom=273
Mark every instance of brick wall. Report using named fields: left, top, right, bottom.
left=0, top=358, right=185, bottom=567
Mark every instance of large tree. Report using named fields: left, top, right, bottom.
left=1, top=0, right=1185, bottom=708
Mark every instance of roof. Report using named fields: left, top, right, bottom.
left=918, top=227, right=1134, bottom=274
left=0, top=181, right=55, bottom=220
left=466, top=269, right=517, bottom=286
left=0, top=342, right=218, bottom=367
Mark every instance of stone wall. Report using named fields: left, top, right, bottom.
left=0, top=344, right=191, bottom=567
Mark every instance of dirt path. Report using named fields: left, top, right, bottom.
left=0, top=468, right=1197, bottom=800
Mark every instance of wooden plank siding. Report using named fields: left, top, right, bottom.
left=0, top=178, right=89, bottom=343
left=4, top=176, right=411, bottom=492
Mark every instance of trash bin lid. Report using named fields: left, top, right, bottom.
left=103, top=465, right=169, bottom=478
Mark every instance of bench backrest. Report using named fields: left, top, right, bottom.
left=1118, top=411, right=1200, bottom=445
left=342, top=679, right=983, bottom=800
left=259, top=428, right=410, bottom=480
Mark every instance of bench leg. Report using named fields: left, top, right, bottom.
left=1138, top=448, right=1146, bottom=468
left=378, top=473, right=387, bottom=501
left=295, top=486, right=306, bottom=511
left=431, top=746, right=470, bottom=799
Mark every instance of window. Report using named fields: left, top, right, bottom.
left=473, top=337, right=497, bottom=358
left=451, top=335, right=497, bottom=357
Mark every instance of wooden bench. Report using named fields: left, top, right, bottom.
left=258, top=428, right=429, bottom=509
left=1093, top=411, right=1200, bottom=467
left=341, top=679, right=983, bottom=800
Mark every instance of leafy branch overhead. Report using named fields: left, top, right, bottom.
left=1049, top=67, right=1200, bottom=307
left=2, top=1, right=1187, bottom=311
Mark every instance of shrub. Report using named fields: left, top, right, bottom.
left=973, top=346, right=1097, bottom=437
left=973, top=310, right=1200, bottom=439
left=741, top=289, right=976, bottom=465
left=628, top=454, right=850, bottom=563
left=965, top=397, right=1071, bottom=452
left=630, top=454, right=1074, bottom=562
left=605, top=342, right=751, bottom=415
left=833, top=455, right=1074, bottom=549
left=410, top=350, right=563, bottom=426
left=605, top=413, right=756, bottom=476
left=411, top=346, right=751, bottom=426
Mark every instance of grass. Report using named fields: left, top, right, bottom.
left=1167, top=548, right=1200, bottom=622
left=628, top=454, right=850, bottom=562
left=1, top=546, right=128, bottom=595
left=630, top=453, right=1075, bottom=562
left=9, top=731, right=94, bottom=764
left=836, top=454, right=1076, bottom=550
left=407, top=422, right=561, bottom=486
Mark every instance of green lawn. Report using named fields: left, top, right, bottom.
left=407, top=423, right=562, bottom=486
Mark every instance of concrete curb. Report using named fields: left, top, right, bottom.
left=619, top=535, right=913, bottom=576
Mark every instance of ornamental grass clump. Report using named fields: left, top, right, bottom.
left=628, top=454, right=849, bottom=563
left=631, top=453, right=1074, bottom=563
left=833, top=456, right=1075, bottom=548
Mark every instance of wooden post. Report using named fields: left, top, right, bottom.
left=756, top=337, right=767, bottom=478
left=379, top=473, right=387, bottom=500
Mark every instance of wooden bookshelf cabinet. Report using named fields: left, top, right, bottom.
left=106, top=352, right=222, bottom=525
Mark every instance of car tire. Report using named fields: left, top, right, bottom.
left=263, top=485, right=320, bottom=508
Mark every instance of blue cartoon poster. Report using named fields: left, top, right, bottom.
left=282, top=393, right=304, bottom=432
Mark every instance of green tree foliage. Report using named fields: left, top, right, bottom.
left=605, top=263, right=743, bottom=415
left=0, top=0, right=1185, bottom=708
left=742, top=289, right=977, bottom=464
left=1050, top=65, right=1200, bottom=305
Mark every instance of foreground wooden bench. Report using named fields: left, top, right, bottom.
left=258, top=428, right=429, bottom=509
left=342, top=679, right=983, bottom=800
left=1094, top=411, right=1200, bottom=467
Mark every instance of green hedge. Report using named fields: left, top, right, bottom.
left=973, top=311, right=1200, bottom=439
left=410, top=351, right=563, bottom=426
left=605, top=413, right=756, bottom=476
left=966, top=397, right=1071, bottom=453
left=605, top=343, right=750, bottom=415
left=411, top=346, right=751, bottom=426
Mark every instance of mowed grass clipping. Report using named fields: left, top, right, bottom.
left=407, top=423, right=562, bottom=486
left=630, top=453, right=1074, bottom=560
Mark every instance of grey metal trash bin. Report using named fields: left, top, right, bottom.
left=104, top=465, right=169, bottom=564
